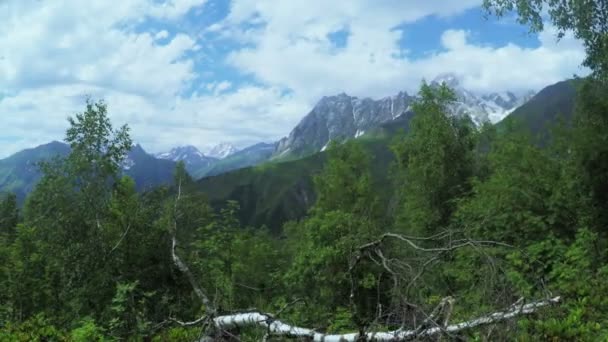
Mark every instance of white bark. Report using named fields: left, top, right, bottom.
left=211, top=296, right=560, bottom=341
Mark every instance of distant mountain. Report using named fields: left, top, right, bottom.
left=273, top=91, right=414, bottom=159
left=0, top=142, right=176, bottom=202
left=155, top=145, right=218, bottom=175
left=206, top=143, right=238, bottom=159
left=272, top=73, right=534, bottom=160
left=123, top=144, right=177, bottom=191
left=430, top=73, right=536, bottom=125
left=196, top=142, right=277, bottom=178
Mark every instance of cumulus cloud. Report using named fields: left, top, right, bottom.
left=224, top=0, right=587, bottom=100
left=441, top=30, right=470, bottom=50
left=0, top=0, right=589, bottom=159
left=155, top=30, right=170, bottom=40
left=0, top=0, right=207, bottom=157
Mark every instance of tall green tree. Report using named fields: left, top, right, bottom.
left=0, top=193, right=18, bottom=239
left=283, top=141, right=384, bottom=331
left=391, top=82, right=477, bottom=234
left=313, top=140, right=380, bottom=219
left=570, top=80, right=608, bottom=231
left=20, top=98, right=133, bottom=323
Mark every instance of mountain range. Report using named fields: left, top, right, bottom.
left=1, top=74, right=573, bottom=205
left=272, top=73, right=535, bottom=159
left=195, top=79, right=579, bottom=232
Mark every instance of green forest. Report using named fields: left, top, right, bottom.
left=1, top=1, right=608, bottom=341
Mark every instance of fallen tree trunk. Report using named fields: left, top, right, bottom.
left=209, top=296, right=560, bottom=341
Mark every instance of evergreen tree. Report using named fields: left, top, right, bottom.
left=0, top=193, right=19, bottom=239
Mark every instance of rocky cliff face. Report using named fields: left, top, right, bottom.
left=274, top=91, right=414, bottom=158
left=431, top=73, right=536, bottom=125
left=274, top=73, right=535, bottom=159
left=206, top=142, right=239, bottom=159
left=155, top=145, right=217, bottom=174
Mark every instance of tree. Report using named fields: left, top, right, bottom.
left=282, top=141, right=385, bottom=331
left=64, top=98, right=133, bottom=214
left=20, top=98, right=133, bottom=323
left=0, top=193, right=18, bottom=239
left=391, top=82, right=477, bottom=234
left=570, top=80, right=608, bottom=231
left=313, top=140, right=380, bottom=219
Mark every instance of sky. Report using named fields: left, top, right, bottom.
left=0, top=0, right=588, bottom=158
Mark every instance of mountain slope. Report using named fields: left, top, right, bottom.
left=123, top=145, right=177, bottom=191
left=499, top=79, right=580, bottom=133
left=430, top=73, right=535, bottom=125
left=0, top=141, right=71, bottom=201
left=196, top=136, right=396, bottom=233
left=0, top=142, right=176, bottom=202
left=273, top=91, right=414, bottom=159
left=194, top=79, right=575, bottom=233
left=194, top=142, right=277, bottom=179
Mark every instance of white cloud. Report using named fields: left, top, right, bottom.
left=441, top=30, right=470, bottom=50
left=147, top=0, right=208, bottom=20
left=205, top=81, right=233, bottom=94
left=155, top=30, right=170, bottom=40
left=0, top=0, right=590, bottom=159
left=0, top=0, right=207, bottom=157
left=0, top=0, right=199, bottom=97
left=224, top=0, right=587, bottom=101
left=417, top=26, right=587, bottom=93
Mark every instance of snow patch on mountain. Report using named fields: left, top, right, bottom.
left=431, top=73, right=535, bottom=125
left=273, top=73, right=535, bottom=158
left=206, top=143, right=238, bottom=159
left=155, top=145, right=213, bottom=165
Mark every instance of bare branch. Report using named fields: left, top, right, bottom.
left=359, top=233, right=514, bottom=254
left=109, top=222, right=132, bottom=254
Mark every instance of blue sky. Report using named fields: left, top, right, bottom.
left=0, top=0, right=587, bottom=158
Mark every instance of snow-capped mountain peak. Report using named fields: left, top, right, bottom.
left=206, top=143, right=238, bottom=159
left=428, top=74, right=535, bottom=125
left=155, top=145, right=208, bottom=164
left=273, top=73, right=536, bottom=158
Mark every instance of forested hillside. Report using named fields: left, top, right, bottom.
left=1, top=1, right=608, bottom=341
left=194, top=79, right=576, bottom=233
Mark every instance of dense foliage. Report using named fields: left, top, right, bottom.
left=2, top=2, right=608, bottom=338
left=1, top=75, right=606, bottom=340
